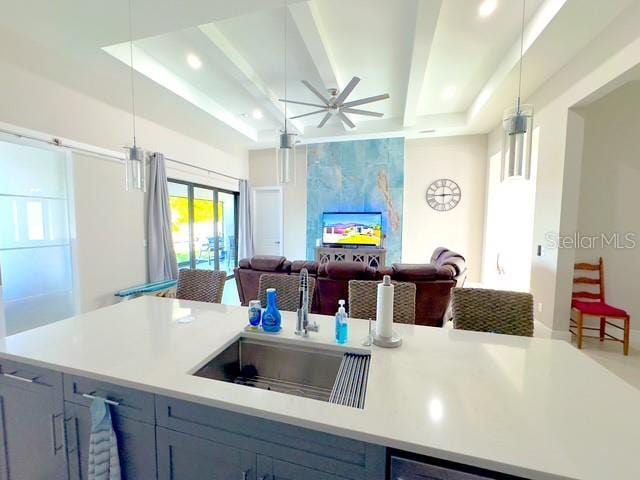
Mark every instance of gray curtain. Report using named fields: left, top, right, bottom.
left=238, top=179, right=254, bottom=260
left=147, top=153, right=178, bottom=282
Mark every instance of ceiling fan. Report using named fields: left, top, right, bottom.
left=279, top=76, right=390, bottom=129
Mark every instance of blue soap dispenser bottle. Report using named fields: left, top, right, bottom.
left=335, top=299, right=349, bottom=344
left=262, top=288, right=282, bottom=333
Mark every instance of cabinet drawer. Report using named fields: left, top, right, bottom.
left=64, top=374, right=155, bottom=424
left=156, top=396, right=383, bottom=480
left=0, top=358, right=63, bottom=396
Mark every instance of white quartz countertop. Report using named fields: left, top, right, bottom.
left=1, top=296, right=639, bottom=480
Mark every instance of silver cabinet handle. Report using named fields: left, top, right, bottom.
left=82, top=392, right=121, bottom=406
left=50, top=413, right=64, bottom=455
left=3, top=372, right=35, bottom=383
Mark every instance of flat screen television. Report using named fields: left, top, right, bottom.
left=322, top=212, right=383, bottom=247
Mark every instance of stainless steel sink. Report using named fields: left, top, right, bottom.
left=193, top=337, right=370, bottom=407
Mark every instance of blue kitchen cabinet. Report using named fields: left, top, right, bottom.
left=0, top=360, right=387, bottom=480
left=63, top=375, right=157, bottom=480
left=258, top=455, right=353, bottom=480
left=155, top=396, right=385, bottom=480
left=0, top=360, right=67, bottom=480
left=157, top=427, right=255, bottom=479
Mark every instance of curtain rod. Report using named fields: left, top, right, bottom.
left=0, top=127, right=243, bottom=182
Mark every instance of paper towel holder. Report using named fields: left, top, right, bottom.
left=373, top=331, right=402, bottom=348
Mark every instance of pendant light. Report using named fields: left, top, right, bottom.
left=124, top=0, right=146, bottom=192
left=501, top=0, right=533, bottom=182
left=277, top=0, right=296, bottom=185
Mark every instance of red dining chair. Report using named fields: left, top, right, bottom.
left=571, top=257, right=630, bottom=355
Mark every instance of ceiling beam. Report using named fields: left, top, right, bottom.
left=253, top=112, right=467, bottom=148
left=466, top=0, right=567, bottom=123
left=288, top=0, right=349, bottom=130
left=402, top=0, right=442, bottom=128
left=102, top=43, right=258, bottom=141
left=288, top=0, right=341, bottom=90
left=198, top=23, right=304, bottom=134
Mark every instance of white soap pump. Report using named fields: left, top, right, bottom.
left=373, top=275, right=402, bottom=348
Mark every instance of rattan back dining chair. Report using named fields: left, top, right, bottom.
left=176, top=269, right=227, bottom=303
left=258, top=274, right=316, bottom=312
left=451, top=288, right=534, bottom=337
left=348, top=280, right=417, bottom=324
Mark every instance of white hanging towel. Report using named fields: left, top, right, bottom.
left=87, top=398, right=121, bottom=480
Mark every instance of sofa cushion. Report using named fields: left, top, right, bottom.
left=291, top=260, right=319, bottom=275
left=319, top=261, right=377, bottom=280
left=249, top=255, right=290, bottom=272
left=430, top=246, right=449, bottom=264
left=391, top=263, right=440, bottom=280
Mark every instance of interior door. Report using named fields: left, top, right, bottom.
left=253, top=187, right=283, bottom=256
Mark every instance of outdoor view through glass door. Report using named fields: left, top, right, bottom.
left=168, top=180, right=238, bottom=277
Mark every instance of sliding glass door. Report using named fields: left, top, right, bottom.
left=0, top=140, right=75, bottom=335
left=168, top=179, right=238, bottom=276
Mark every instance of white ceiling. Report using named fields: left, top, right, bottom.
left=0, top=0, right=637, bottom=151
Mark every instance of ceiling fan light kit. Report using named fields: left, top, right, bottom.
left=280, top=76, right=390, bottom=129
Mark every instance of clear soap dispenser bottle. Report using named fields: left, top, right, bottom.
left=335, top=299, right=349, bottom=344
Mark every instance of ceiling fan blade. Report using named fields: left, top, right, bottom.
left=338, top=112, right=356, bottom=129
left=278, top=99, right=326, bottom=108
left=317, top=112, right=332, bottom=128
left=302, top=80, right=330, bottom=106
left=289, top=109, right=327, bottom=120
left=342, top=93, right=390, bottom=108
left=342, top=108, right=384, bottom=117
left=334, top=76, right=360, bottom=105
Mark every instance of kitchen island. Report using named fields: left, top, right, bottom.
left=0, top=296, right=639, bottom=479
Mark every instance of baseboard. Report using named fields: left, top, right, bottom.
left=536, top=321, right=639, bottom=344
left=534, top=320, right=571, bottom=341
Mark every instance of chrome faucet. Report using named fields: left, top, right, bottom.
left=295, top=268, right=318, bottom=336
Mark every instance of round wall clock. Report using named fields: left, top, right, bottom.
left=426, top=178, right=461, bottom=211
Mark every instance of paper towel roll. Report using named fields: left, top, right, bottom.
left=376, top=275, right=394, bottom=339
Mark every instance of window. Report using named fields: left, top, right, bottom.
left=168, top=179, right=239, bottom=277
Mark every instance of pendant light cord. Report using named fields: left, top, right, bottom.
left=516, top=0, right=526, bottom=112
left=283, top=0, right=288, bottom=133
left=128, top=0, right=137, bottom=147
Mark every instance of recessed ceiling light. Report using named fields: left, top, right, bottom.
left=186, top=53, right=202, bottom=70
left=442, top=86, right=457, bottom=99
left=478, top=0, right=498, bottom=17
left=252, top=109, right=264, bottom=120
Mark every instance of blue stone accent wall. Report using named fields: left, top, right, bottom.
left=306, top=137, right=404, bottom=263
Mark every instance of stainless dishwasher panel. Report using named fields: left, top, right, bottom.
left=390, top=455, right=494, bottom=480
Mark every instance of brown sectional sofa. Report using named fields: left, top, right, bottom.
left=234, top=247, right=466, bottom=327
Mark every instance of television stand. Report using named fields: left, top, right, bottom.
left=316, top=246, right=386, bottom=268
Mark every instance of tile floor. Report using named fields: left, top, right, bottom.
left=571, top=336, right=640, bottom=390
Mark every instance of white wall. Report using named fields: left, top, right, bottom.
left=403, top=135, right=487, bottom=281
left=481, top=128, right=537, bottom=292
left=71, top=153, right=146, bottom=312
left=0, top=59, right=248, bottom=188
left=483, top=1, right=640, bottom=335
left=248, top=147, right=307, bottom=260
left=575, top=81, right=640, bottom=331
